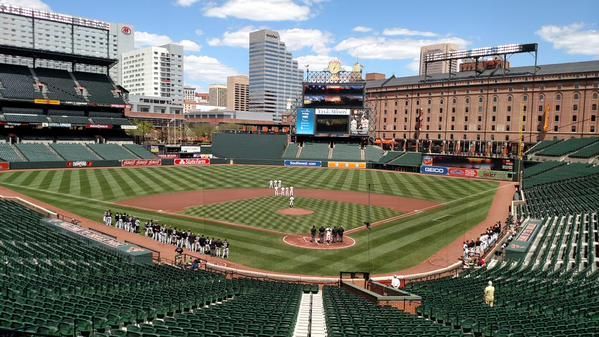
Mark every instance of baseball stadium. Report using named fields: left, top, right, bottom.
left=0, top=4, right=599, bottom=337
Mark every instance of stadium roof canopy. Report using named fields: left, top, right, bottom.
left=366, top=60, right=599, bottom=89
left=0, top=44, right=117, bottom=68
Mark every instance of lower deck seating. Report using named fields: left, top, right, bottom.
left=50, top=144, right=102, bottom=161
left=364, top=145, right=384, bottom=162
left=88, top=144, right=139, bottom=160
left=0, top=144, right=25, bottom=162
left=123, top=144, right=156, bottom=159
left=299, top=143, right=330, bottom=160
left=282, top=143, right=300, bottom=159
left=331, top=144, right=361, bottom=161
left=15, top=144, right=62, bottom=161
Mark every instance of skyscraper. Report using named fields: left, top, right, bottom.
left=226, top=75, right=249, bottom=112
left=249, top=29, right=303, bottom=122
left=209, top=84, right=227, bottom=107
left=419, top=43, right=459, bottom=76
left=0, top=5, right=134, bottom=85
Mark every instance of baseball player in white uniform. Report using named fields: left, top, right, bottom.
left=289, top=196, right=295, bottom=208
left=269, top=180, right=273, bottom=189
left=290, top=186, right=294, bottom=196
left=274, top=185, right=279, bottom=196
left=278, top=180, right=282, bottom=188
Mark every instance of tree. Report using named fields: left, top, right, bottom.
left=189, top=124, right=215, bottom=143
left=130, top=120, right=154, bottom=143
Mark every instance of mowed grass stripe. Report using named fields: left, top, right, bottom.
left=97, top=169, right=127, bottom=200
left=94, top=169, right=115, bottom=200
left=78, top=169, right=94, bottom=198
left=120, top=168, right=162, bottom=196
left=57, top=170, right=72, bottom=195
left=37, top=170, right=57, bottom=191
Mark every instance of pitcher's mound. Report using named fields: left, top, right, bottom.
left=277, top=208, right=314, bottom=216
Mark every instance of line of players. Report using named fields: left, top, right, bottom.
left=269, top=180, right=294, bottom=197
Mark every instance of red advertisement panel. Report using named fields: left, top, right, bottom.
left=67, top=161, right=94, bottom=168
left=0, top=162, right=9, bottom=171
left=174, top=158, right=210, bottom=166
left=121, top=159, right=162, bottom=167
left=448, top=167, right=478, bottom=178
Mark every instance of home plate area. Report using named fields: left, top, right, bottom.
left=283, top=234, right=356, bottom=250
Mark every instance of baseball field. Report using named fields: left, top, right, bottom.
left=0, top=165, right=501, bottom=276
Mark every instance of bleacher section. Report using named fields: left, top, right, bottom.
left=523, top=161, right=565, bottom=179
left=88, top=144, right=139, bottom=160
left=521, top=174, right=599, bottom=218
left=282, top=143, right=300, bottom=159
left=535, top=137, right=599, bottom=157
left=73, top=72, right=125, bottom=105
left=15, top=143, right=62, bottom=161
left=331, top=144, right=361, bottom=161
left=569, top=141, right=599, bottom=159
left=35, top=68, right=86, bottom=103
left=364, top=145, right=384, bottom=162
left=212, top=133, right=287, bottom=160
left=0, top=199, right=303, bottom=337
left=51, top=144, right=102, bottom=161
left=0, top=144, right=25, bottom=162
left=523, top=163, right=599, bottom=188
left=324, top=287, right=453, bottom=337
left=0, top=64, right=43, bottom=100
left=123, top=144, right=156, bottom=159
left=387, top=152, right=422, bottom=167
left=299, top=143, right=330, bottom=160
left=376, top=151, right=404, bottom=164
left=526, top=139, right=562, bottom=155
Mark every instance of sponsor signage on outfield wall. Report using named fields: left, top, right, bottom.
left=121, top=159, right=162, bottom=167
left=181, top=146, right=202, bottom=153
left=477, top=169, right=512, bottom=181
left=0, top=162, right=9, bottom=171
left=448, top=167, right=478, bottom=178
left=284, top=160, right=322, bottom=167
left=174, top=158, right=210, bottom=166
left=327, top=161, right=366, bottom=169
left=66, top=161, right=93, bottom=168
left=420, top=166, right=448, bottom=175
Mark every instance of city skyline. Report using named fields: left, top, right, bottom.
left=2, top=0, right=598, bottom=91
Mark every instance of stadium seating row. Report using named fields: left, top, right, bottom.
left=0, top=64, right=125, bottom=105
left=0, top=143, right=156, bottom=162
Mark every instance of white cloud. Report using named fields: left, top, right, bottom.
left=135, top=31, right=202, bottom=53
left=194, top=29, right=204, bottom=36
left=407, top=57, right=420, bottom=72
left=382, top=27, right=438, bottom=37
left=295, top=55, right=332, bottom=71
left=175, top=0, right=199, bottom=6
left=537, top=23, right=599, bottom=56
left=135, top=31, right=173, bottom=48
left=208, top=26, right=256, bottom=48
left=184, top=55, right=238, bottom=84
left=353, top=26, right=372, bottom=33
left=208, top=26, right=332, bottom=53
left=179, top=39, right=202, bottom=52
left=204, top=0, right=311, bottom=21
left=0, top=0, right=50, bottom=10
left=335, top=36, right=468, bottom=60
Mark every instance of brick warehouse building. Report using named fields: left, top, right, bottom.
left=366, top=60, right=599, bottom=153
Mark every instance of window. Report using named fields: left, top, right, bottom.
left=556, top=93, right=561, bottom=101
left=555, top=115, right=560, bottom=122
left=573, top=115, right=577, bottom=122
left=451, top=116, right=455, bottom=122
left=466, top=97, right=470, bottom=104
left=451, top=125, right=455, bottom=130
left=574, top=93, right=579, bottom=100
left=465, top=116, right=469, bottom=122
left=492, top=106, right=497, bottom=112
left=479, top=96, right=483, bottom=103
left=538, top=105, right=543, bottom=112
left=592, top=115, right=596, bottom=122
left=573, top=104, right=578, bottom=111
left=593, top=92, right=598, bottom=100
left=428, top=99, right=431, bottom=105
left=416, top=100, right=420, bottom=105
left=478, top=116, right=482, bottom=122
left=506, top=125, right=510, bottom=131
left=439, top=117, right=443, bottom=122
left=523, top=95, right=528, bottom=101
left=492, top=116, right=496, bottom=122
left=452, top=107, right=456, bottom=113
left=478, top=106, right=483, bottom=113
left=571, top=125, right=576, bottom=132
left=553, top=126, right=558, bottom=132
left=508, top=95, right=512, bottom=102
left=538, top=116, right=542, bottom=122
left=452, top=98, right=456, bottom=104
left=493, top=96, right=497, bottom=102
left=440, top=108, right=443, bottom=113
left=523, top=106, right=527, bottom=112
left=556, top=104, right=560, bottom=112
left=591, top=126, right=595, bottom=132
left=507, top=106, right=512, bottom=112
left=539, top=94, right=544, bottom=101
left=593, top=104, right=597, bottom=111
left=465, top=107, right=469, bottom=113
left=464, top=125, right=468, bottom=131
left=491, top=125, right=496, bottom=131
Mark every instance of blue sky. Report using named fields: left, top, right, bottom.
left=8, top=0, right=599, bottom=91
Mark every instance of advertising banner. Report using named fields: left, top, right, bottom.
left=477, top=170, right=512, bottom=181
left=86, top=124, right=112, bottom=129
left=174, top=158, right=211, bottom=166
left=121, top=159, right=162, bottom=167
left=158, top=154, right=177, bottom=159
left=67, top=161, right=94, bottom=168
left=327, top=161, right=366, bottom=169
left=284, top=160, right=322, bottom=167
left=0, top=162, right=9, bottom=171
left=448, top=167, right=479, bottom=178
left=421, top=154, right=514, bottom=172
left=296, top=108, right=316, bottom=135
left=315, top=108, right=351, bottom=115
left=181, top=146, right=202, bottom=153
left=420, top=165, right=448, bottom=176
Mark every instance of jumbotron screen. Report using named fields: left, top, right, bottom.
left=303, top=83, right=365, bottom=109
left=315, top=114, right=349, bottom=134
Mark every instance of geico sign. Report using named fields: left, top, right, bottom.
left=424, top=167, right=445, bottom=173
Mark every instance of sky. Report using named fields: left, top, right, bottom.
left=4, top=0, right=599, bottom=91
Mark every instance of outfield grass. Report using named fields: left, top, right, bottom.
left=185, top=196, right=400, bottom=233
left=0, top=166, right=499, bottom=276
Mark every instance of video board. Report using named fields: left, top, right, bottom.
left=302, top=83, right=365, bottom=109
